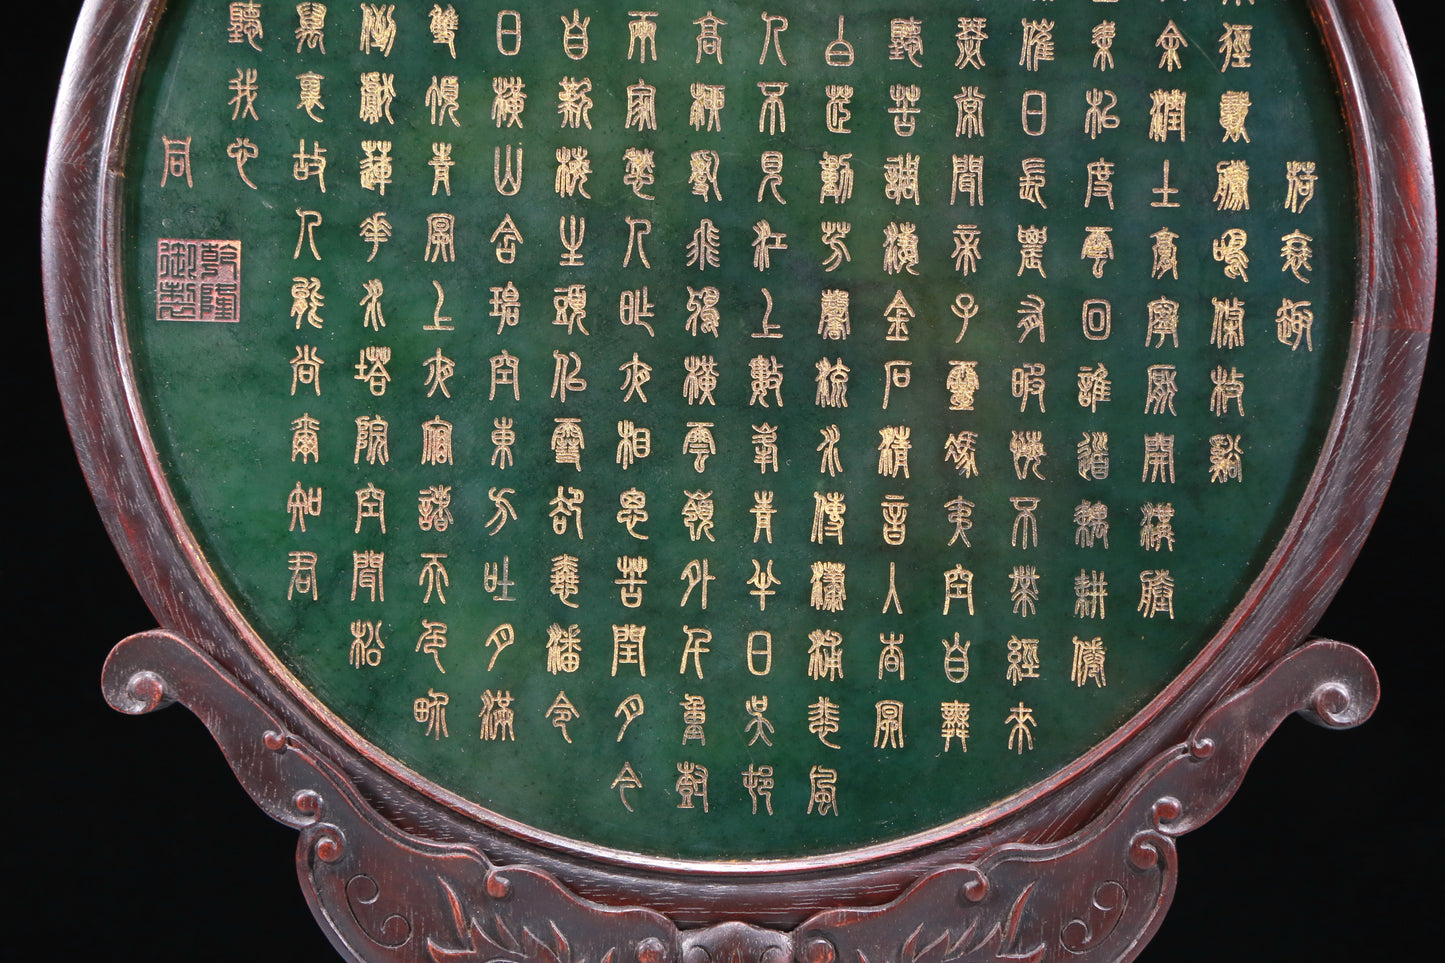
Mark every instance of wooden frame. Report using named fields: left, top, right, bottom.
left=42, top=1, right=1433, bottom=959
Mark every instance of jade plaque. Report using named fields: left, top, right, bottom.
left=119, top=0, right=1356, bottom=861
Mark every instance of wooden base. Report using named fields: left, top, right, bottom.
left=104, top=629, right=1377, bottom=963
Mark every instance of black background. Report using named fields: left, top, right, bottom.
left=10, top=2, right=1437, bottom=959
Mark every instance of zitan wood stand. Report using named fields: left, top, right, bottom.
left=45, top=0, right=1434, bottom=960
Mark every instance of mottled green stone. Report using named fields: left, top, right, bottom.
left=125, top=0, right=1354, bottom=859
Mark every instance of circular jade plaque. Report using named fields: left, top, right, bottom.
left=123, top=0, right=1354, bottom=860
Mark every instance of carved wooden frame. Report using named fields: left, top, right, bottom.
left=44, top=1, right=1433, bottom=959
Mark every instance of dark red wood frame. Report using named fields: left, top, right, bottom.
left=43, top=1, right=1433, bottom=960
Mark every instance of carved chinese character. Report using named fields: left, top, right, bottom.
left=955, top=87, right=985, bottom=138
left=358, top=4, right=395, bottom=55
left=877, top=427, right=911, bottom=479
left=353, top=346, right=391, bottom=395
left=546, top=692, right=580, bottom=743
left=1208, top=435, right=1244, bottom=484
left=1081, top=227, right=1114, bottom=277
left=479, top=690, right=516, bottom=742
left=749, top=356, right=784, bottom=406
left=1140, top=502, right=1176, bottom=552
left=1017, top=227, right=1047, bottom=278
left=292, top=139, right=327, bottom=191
left=295, top=4, right=326, bottom=53
left=952, top=226, right=982, bottom=275
left=1020, top=19, right=1055, bottom=71
left=942, top=565, right=974, bottom=616
left=1077, top=432, right=1110, bottom=480
left=227, top=2, right=263, bottom=49
left=349, top=620, right=383, bottom=669
left=494, top=146, right=524, bottom=196
left=1286, top=162, right=1318, bottom=214
left=945, top=498, right=974, bottom=548
left=810, top=562, right=847, bottom=613
left=946, top=361, right=979, bottom=411
left=751, top=491, right=775, bottom=544
left=558, top=77, right=593, bottom=129
left=420, top=417, right=452, bottom=467
left=874, top=701, right=905, bottom=749
left=414, top=690, right=448, bottom=740
left=227, top=68, right=259, bottom=122
left=682, top=423, right=716, bottom=472
left=883, top=154, right=920, bottom=205
left=554, top=147, right=592, bottom=198
left=1156, top=21, right=1186, bottom=71
left=1210, top=366, right=1246, bottom=416
left=1280, top=232, right=1314, bottom=283
left=1142, top=434, right=1176, bottom=484
left=1018, top=157, right=1046, bottom=208
left=807, top=766, right=839, bottom=815
left=353, top=415, right=388, bottom=465
left=492, top=77, right=526, bottom=128
left=956, top=18, right=986, bottom=68
left=1211, top=296, right=1247, bottom=349
left=551, top=417, right=585, bottom=470
left=691, top=84, right=726, bottom=132
left=417, top=213, right=459, bottom=264
left=1275, top=299, right=1314, bottom=350
left=550, top=554, right=581, bottom=608
left=1005, top=702, right=1040, bottom=751
left=1006, top=636, right=1041, bottom=682
left=748, top=563, right=779, bottom=611
left=1147, top=298, right=1180, bottom=348
left=1011, top=363, right=1046, bottom=413
left=1071, top=638, right=1107, bottom=688
left=752, top=220, right=787, bottom=270
left=561, top=9, right=589, bottom=60
left=1219, top=23, right=1253, bottom=70
left=1148, top=90, right=1187, bottom=142
left=810, top=492, right=846, bottom=546
left=418, top=486, right=452, bottom=533
left=288, top=551, right=319, bottom=601
left=817, top=290, right=851, bottom=341
left=1092, top=21, right=1115, bottom=70
left=416, top=620, right=448, bottom=670
left=623, top=148, right=654, bottom=199
left=825, top=86, right=852, bottom=134
left=358, top=212, right=389, bottom=261
left=1213, top=230, right=1250, bottom=281
left=1011, top=431, right=1046, bottom=481
left=611, top=627, right=646, bottom=677
left=611, top=763, right=643, bottom=810
left=628, top=11, right=658, bottom=62
left=888, top=85, right=921, bottom=136
left=687, top=219, right=721, bottom=270
left=1220, top=91, right=1251, bottom=143
left=680, top=694, right=707, bottom=746
left=744, top=697, right=774, bottom=748
left=742, top=764, right=773, bottom=814
left=1138, top=570, right=1175, bottom=619
left=678, top=625, right=712, bottom=674
left=1077, top=363, right=1111, bottom=413
left=944, top=432, right=978, bottom=478
left=427, top=5, right=456, bottom=56
left=1074, top=571, right=1108, bottom=620
left=351, top=550, right=385, bottom=602
left=484, top=488, right=516, bottom=536
left=1144, top=365, right=1179, bottom=416
left=753, top=424, right=779, bottom=473
left=1075, top=500, right=1110, bottom=549
left=617, top=489, right=649, bottom=539
left=694, top=11, right=725, bottom=63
